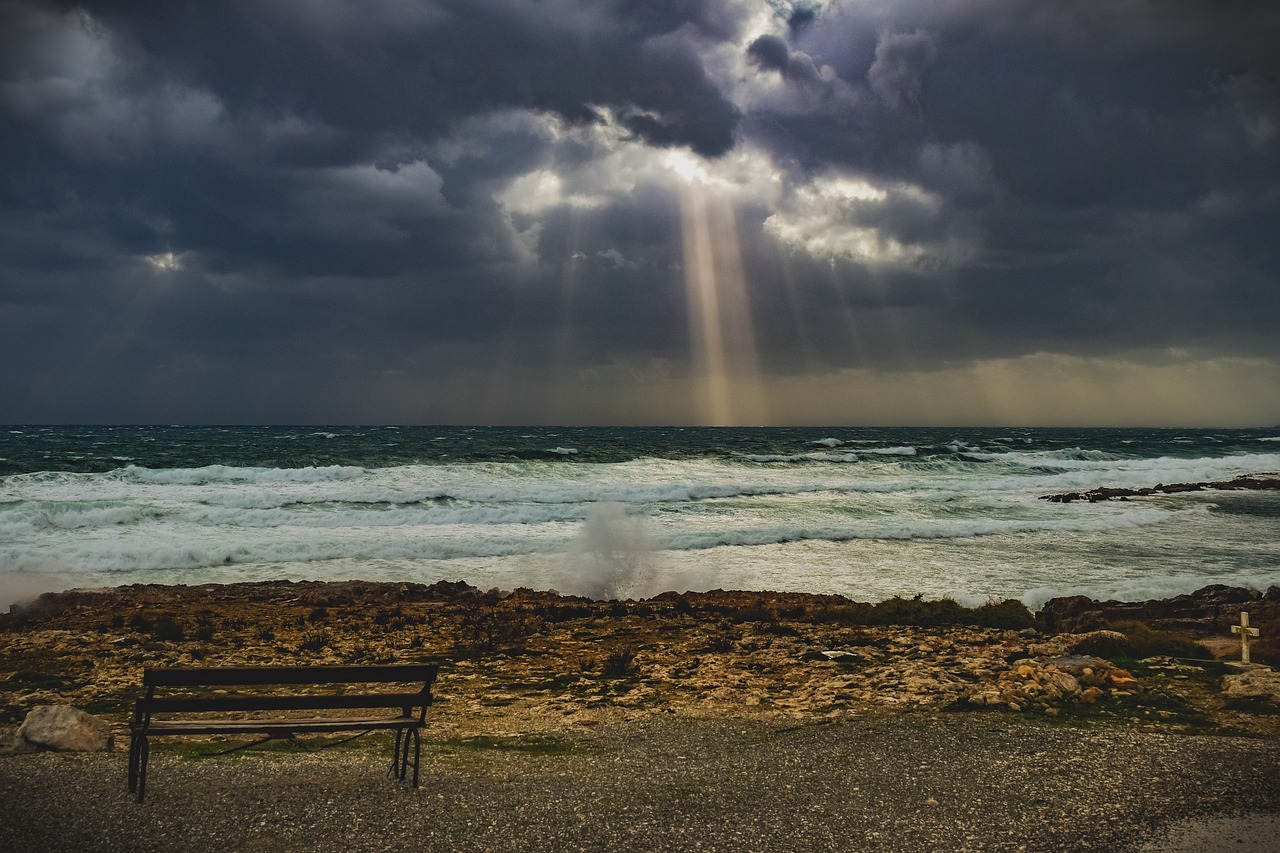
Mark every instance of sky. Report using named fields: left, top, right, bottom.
left=2, top=1, right=1278, bottom=427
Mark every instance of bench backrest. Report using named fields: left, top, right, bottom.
left=135, top=664, right=438, bottom=720
left=143, top=664, right=438, bottom=687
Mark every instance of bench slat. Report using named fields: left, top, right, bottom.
left=141, top=692, right=428, bottom=714
left=143, top=664, right=438, bottom=687
left=143, top=716, right=418, bottom=736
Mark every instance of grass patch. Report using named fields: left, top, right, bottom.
left=4, top=669, right=71, bottom=687
left=1223, top=697, right=1280, bottom=715
left=438, top=734, right=574, bottom=756
left=161, top=732, right=394, bottom=760
left=799, top=596, right=1037, bottom=629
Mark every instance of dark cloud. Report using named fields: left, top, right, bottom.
left=866, top=29, right=936, bottom=112
left=1, top=0, right=1278, bottom=424
left=746, top=35, right=790, bottom=73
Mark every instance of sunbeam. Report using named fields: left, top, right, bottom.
left=678, top=180, right=768, bottom=426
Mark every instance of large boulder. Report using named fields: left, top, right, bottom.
left=16, top=705, right=114, bottom=752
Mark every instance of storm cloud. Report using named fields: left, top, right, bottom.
left=2, top=0, right=1278, bottom=425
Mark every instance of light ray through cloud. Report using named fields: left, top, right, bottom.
left=678, top=180, right=767, bottom=426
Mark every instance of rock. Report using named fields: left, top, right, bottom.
left=1041, top=655, right=1111, bottom=677
left=1039, top=584, right=1279, bottom=634
left=1041, top=670, right=1082, bottom=698
left=1108, top=669, right=1139, bottom=688
left=820, top=650, right=863, bottom=662
left=1222, top=668, right=1280, bottom=703
left=16, top=705, right=114, bottom=752
left=1039, top=476, right=1280, bottom=504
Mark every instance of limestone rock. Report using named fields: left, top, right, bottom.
left=16, top=705, right=114, bottom=752
left=1222, top=668, right=1280, bottom=703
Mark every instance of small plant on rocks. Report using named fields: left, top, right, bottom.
left=602, top=648, right=639, bottom=678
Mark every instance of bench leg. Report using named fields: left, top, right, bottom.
left=128, top=732, right=140, bottom=793
left=390, top=729, right=405, bottom=780
left=136, top=736, right=150, bottom=803
left=410, top=727, right=421, bottom=788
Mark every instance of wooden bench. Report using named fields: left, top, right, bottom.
left=128, top=664, right=437, bottom=802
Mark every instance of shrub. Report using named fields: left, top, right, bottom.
left=193, top=612, right=216, bottom=642
left=373, top=607, right=404, bottom=626
left=152, top=615, right=185, bottom=642
left=298, top=628, right=330, bottom=652
left=602, top=648, right=638, bottom=678
left=1074, top=620, right=1205, bottom=660
left=970, top=599, right=1038, bottom=630
left=454, top=593, right=542, bottom=654
left=730, top=605, right=776, bottom=624
left=130, top=612, right=184, bottom=641
left=808, top=605, right=870, bottom=626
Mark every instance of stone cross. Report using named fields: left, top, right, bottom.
left=1231, top=611, right=1261, bottom=664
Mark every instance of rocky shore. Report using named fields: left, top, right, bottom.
left=3, top=581, right=1279, bottom=743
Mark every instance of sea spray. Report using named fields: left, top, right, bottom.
left=563, top=503, right=657, bottom=600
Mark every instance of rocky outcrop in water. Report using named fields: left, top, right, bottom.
left=1040, top=474, right=1280, bottom=503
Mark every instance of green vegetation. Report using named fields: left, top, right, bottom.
left=1073, top=621, right=1206, bottom=660
left=601, top=648, right=639, bottom=678
left=712, top=595, right=1038, bottom=630
left=438, top=734, right=574, bottom=755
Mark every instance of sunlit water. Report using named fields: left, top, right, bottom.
left=2, top=426, right=1278, bottom=608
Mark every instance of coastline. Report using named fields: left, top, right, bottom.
left=3, top=579, right=1277, bottom=738
left=3, top=579, right=1280, bottom=851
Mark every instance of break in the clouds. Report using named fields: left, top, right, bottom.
left=1, top=0, right=1278, bottom=426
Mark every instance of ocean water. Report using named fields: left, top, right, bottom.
left=2, top=426, right=1279, bottom=609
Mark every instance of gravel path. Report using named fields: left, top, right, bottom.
left=2, top=713, right=1278, bottom=852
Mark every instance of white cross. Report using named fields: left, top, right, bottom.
left=1231, top=611, right=1261, bottom=664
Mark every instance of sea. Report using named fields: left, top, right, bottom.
left=2, top=426, right=1278, bottom=611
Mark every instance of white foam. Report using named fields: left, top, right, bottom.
left=4, top=444, right=1278, bottom=603
left=119, top=464, right=366, bottom=485
left=659, top=506, right=1185, bottom=552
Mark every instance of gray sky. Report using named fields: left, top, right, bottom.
left=2, top=0, right=1278, bottom=426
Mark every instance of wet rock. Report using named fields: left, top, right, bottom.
left=1040, top=475, right=1280, bottom=503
